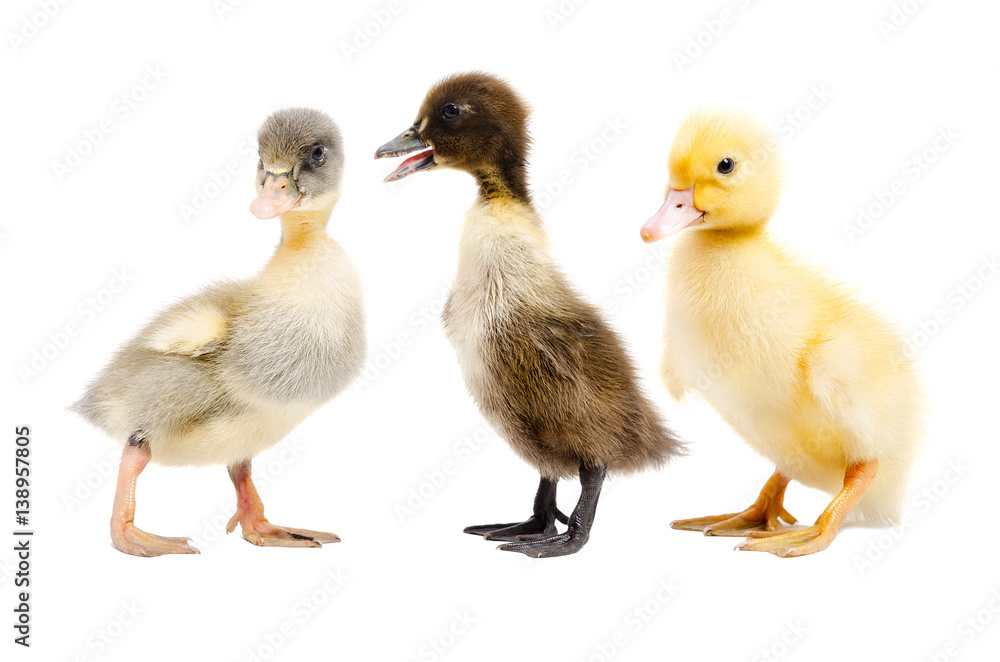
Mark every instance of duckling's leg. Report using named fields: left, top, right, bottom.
left=737, top=460, right=877, bottom=558
left=497, top=464, right=606, bottom=558
left=670, top=470, right=797, bottom=537
left=463, top=476, right=568, bottom=541
left=226, top=460, right=340, bottom=548
left=110, top=434, right=200, bottom=557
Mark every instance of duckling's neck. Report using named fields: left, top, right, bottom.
left=474, top=162, right=531, bottom=205
left=681, top=223, right=770, bottom=250
left=460, top=194, right=551, bottom=279
left=472, top=194, right=544, bottom=233
left=457, top=194, right=555, bottom=298
left=277, top=209, right=332, bottom=252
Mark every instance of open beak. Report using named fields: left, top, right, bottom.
left=250, top=172, right=300, bottom=219
left=374, top=125, right=435, bottom=182
left=640, top=187, right=705, bottom=243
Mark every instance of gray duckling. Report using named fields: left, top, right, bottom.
left=75, top=108, right=366, bottom=556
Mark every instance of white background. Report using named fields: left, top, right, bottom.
left=3, top=0, right=999, bottom=660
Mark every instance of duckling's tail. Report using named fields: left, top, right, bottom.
left=649, top=414, right=689, bottom=464
left=69, top=389, right=100, bottom=427
left=608, top=395, right=687, bottom=477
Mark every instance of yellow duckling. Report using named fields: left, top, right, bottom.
left=641, top=109, right=922, bottom=557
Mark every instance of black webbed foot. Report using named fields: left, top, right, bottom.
left=497, top=530, right=588, bottom=557
left=463, top=476, right=562, bottom=541
left=463, top=517, right=558, bottom=541
left=475, top=464, right=607, bottom=559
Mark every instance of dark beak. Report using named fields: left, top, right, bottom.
left=375, top=124, right=436, bottom=182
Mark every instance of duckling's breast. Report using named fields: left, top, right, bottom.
left=221, top=241, right=366, bottom=406
left=663, top=236, right=822, bottom=454
left=444, top=242, right=528, bottom=402
left=443, top=254, right=577, bottom=477
left=443, top=207, right=554, bottom=398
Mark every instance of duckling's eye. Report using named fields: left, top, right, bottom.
left=717, top=157, right=735, bottom=175
left=311, top=145, right=325, bottom=161
left=442, top=103, right=460, bottom=120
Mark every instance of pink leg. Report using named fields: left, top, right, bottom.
left=110, top=436, right=199, bottom=557
left=226, top=460, right=340, bottom=548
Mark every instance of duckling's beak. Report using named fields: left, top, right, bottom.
left=374, top=125, right=435, bottom=182
left=250, top=172, right=301, bottom=219
left=640, top=187, right=705, bottom=243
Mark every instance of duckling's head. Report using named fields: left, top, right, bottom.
left=250, top=108, right=345, bottom=219
left=374, top=71, right=531, bottom=200
left=641, top=109, right=782, bottom=242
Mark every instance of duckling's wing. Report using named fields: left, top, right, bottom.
left=802, top=313, right=900, bottom=459
left=528, top=315, right=597, bottom=381
left=146, top=306, right=226, bottom=357
left=144, top=281, right=243, bottom=358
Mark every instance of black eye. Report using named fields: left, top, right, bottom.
left=311, top=145, right=325, bottom=161
left=442, top=103, right=460, bottom=120
left=717, top=157, right=735, bottom=175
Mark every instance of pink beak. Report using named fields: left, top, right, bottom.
left=250, top=172, right=301, bottom=219
left=640, top=187, right=705, bottom=243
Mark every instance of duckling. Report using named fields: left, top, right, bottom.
left=74, top=108, right=366, bottom=556
left=641, top=109, right=922, bottom=557
left=376, top=72, right=683, bottom=558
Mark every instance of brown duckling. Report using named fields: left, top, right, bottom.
left=74, top=108, right=366, bottom=556
left=376, top=72, right=683, bottom=557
